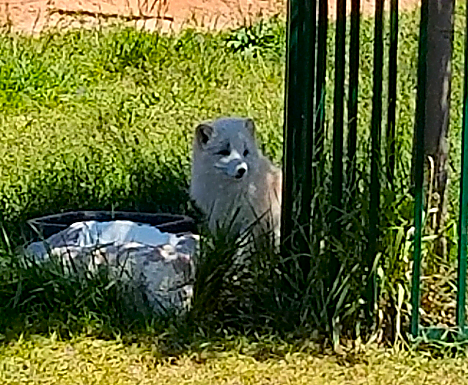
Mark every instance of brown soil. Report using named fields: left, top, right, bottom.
left=0, top=0, right=420, bottom=35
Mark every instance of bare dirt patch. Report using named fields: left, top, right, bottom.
left=0, top=0, right=420, bottom=34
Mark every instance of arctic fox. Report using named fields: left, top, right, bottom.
left=190, top=117, right=282, bottom=244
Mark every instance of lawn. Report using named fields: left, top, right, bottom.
left=0, top=23, right=286, bottom=236
left=0, top=5, right=465, bottom=235
left=2, top=336, right=468, bottom=384
left=0, top=5, right=464, bottom=239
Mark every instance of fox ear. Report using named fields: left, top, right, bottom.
left=245, top=118, right=256, bottom=138
left=195, top=123, right=213, bottom=146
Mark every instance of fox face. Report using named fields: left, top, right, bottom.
left=193, top=117, right=260, bottom=180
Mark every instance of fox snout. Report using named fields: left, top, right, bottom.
left=234, top=163, right=248, bottom=179
left=215, top=154, right=249, bottom=180
left=224, top=159, right=248, bottom=180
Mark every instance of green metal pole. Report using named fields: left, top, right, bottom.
left=281, top=0, right=316, bottom=281
left=410, top=0, right=429, bottom=339
left=456, top=0, right=468, bottom=331
left=313, top=0, right=328, bottom=261
left=299, top=0, right=317, bottom=280
left=368, top=0, right=384, bottom=320
left=330, top=0, right=346, bottom=285
left=387, top=0, right=399, bottom=187
left=315, top=0, right=328, bottom=179
left=347, top=0, right=360, bottom=190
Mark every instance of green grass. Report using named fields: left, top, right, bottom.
left=0, top=2, right=467, bottom=345
left=2, top=336, right=468, bottom=384
left=0, top=25, right=285, bottom=237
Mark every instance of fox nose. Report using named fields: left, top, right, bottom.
left=235, top=165, right=247, bottom=179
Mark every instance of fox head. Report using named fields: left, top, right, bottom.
left=193, top=117, right=260, bottom=180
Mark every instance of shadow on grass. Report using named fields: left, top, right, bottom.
left=0, top=172, right=374, bottom=354
left=0, top=147, right=375, bottom=353
left=0, top=233, right=325, bottom=355
left=0, top=149, right=202, bottom=250
left=0, top=149, right=204, bottom=349
left=0, top=202, right=323, bottom=350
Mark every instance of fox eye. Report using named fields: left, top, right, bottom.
left=217, top=149, right=230, bottom=156
left=243, top=149, right=249, bottom=156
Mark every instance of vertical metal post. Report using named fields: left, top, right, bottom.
left=330, top=0, right=346, bottom=284
left=368, top=0, right=384, bottom=319
left=312, top=0, right=328, bottom=261
left=410, top=0, right=429, bottom=338
left=347, top=0, right=360, bottom=189
left=456, top=0, right=468, bottom=332
left=281, top=0, right=316, bottom=280
left=315, top=0, right=328, bottom=180
left=387, top=0, right=399, bottom=187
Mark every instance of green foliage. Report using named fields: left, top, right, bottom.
left=0, top=24, right=284, bottom=242
left=0, top=251, right=153, bottom=339
left=224, top=17, right=286, bottom=58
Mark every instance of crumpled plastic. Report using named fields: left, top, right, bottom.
left=23, top=220, right=199, bottom=316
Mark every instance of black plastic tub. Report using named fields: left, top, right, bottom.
left=26, top=210, right=197, bottom=241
